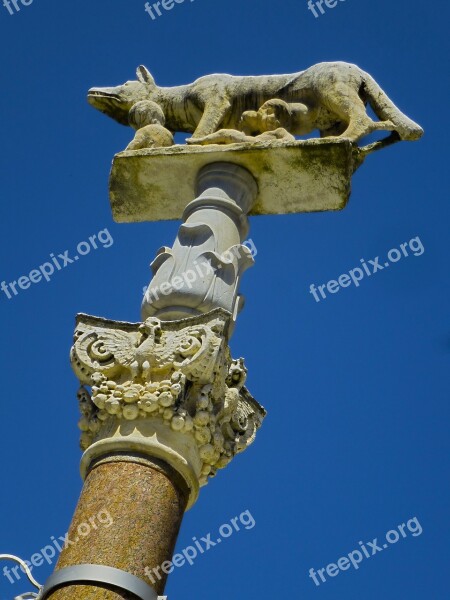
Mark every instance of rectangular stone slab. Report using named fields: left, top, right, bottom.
left=109, top=138, right=357, bottom=222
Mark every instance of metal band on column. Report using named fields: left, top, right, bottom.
left=39, top=564, right=159, bottom=600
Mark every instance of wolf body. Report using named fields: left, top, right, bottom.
left=88, top=62, right=423, bottom=143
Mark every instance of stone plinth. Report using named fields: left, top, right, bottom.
left=109, top=139, right=358, bottom=223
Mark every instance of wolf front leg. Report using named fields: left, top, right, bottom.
left=190, top=97, right=232, bottom=139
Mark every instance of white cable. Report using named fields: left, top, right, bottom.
left=0, top=553, right=42, bottom=593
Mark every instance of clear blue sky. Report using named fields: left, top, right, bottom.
left=0, top=0, right=448, bottom=598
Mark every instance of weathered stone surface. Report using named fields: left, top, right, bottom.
left=71, top=309, right=266, bottom=508
left=109, top=138, right=356, bottom=223
left=88, top=62, right=423, bottom=145
left=142, top=163, right=256, bottom=324
left=126, top=100, right=174, bottom=150
left=46, top=59, right=424, bottom=599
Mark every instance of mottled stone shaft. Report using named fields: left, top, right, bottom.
left=48, top=459, right=188, bottom=599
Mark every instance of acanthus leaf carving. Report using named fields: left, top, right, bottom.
left=71, top=309, right=266, bottom=488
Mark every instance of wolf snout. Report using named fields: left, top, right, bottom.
left=87, top=87, right=122, bottom=102
left=87, top=88, right=104, bottom=107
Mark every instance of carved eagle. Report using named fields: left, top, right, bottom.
left=71, top=312, right=227, bottom=386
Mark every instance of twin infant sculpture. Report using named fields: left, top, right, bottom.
left=88, top=61, right=423, bottom=151
left=124, top=97, right=296, bottom=150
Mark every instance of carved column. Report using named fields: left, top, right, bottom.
left=49, top=460, right=186, bottom=598
left=142, top=162, right=257, bottom=326
left=31, top=62, right=422, bottom=599
left=48, top=164, right=265, bottom=599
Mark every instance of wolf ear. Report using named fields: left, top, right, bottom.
left=137, top=65, right=155, bottom=86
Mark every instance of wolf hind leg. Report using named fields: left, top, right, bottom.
left=323, top=85, right=395, bottom=142
left=322, top=86, right=372, bottom=142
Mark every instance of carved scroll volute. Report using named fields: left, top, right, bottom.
left=71, top=310, right=266, bottom=492
left=71, top=325, right=140, bottom=385
left=71, top=312, right=228, bottom=387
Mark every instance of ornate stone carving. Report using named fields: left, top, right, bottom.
left=126, top=100, right=174, bottom=150
left=88, top=62, right=423, bottom=147
left=141, top=163, right=257, bottom=327
left=71, top=309, right=266, bottom=500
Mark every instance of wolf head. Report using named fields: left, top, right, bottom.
left=88, top=66, right=157, bottom=126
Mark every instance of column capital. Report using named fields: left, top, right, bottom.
left=71, top=309, right=266, bottom=508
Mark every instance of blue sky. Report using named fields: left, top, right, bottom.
left=0, top=0, right=448, bottom=598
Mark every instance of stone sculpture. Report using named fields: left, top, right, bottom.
left=126, top=100, right=174, bottom=150
left=88, top=61, right=423, bottom=147
left=36, top=59, right=422, bottom=600
left=141, top=163, right=256, bottom=325
left=70, top=161, right=265, bottom=506
left=71, top=310, right=265, bottom=492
